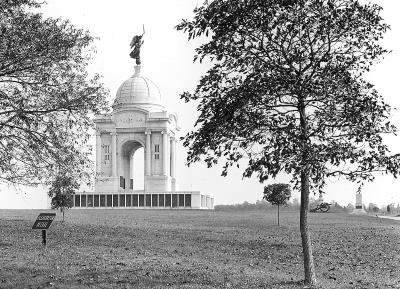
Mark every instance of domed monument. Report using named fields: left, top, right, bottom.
left=72, top=32, right=214, bottom=209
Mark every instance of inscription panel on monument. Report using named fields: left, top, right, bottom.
left=114, top=112, right=146, bottom=128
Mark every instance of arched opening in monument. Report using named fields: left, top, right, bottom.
left=131, top=147, right=144, bottom=190
left=120, top=140, right=144, bottom=191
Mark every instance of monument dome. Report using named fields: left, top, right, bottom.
left=112, top=66, right=164, bottom=111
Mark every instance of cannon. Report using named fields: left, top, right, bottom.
left=310, top=202, right=331, bottom=213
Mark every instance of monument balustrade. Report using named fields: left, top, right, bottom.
left=72, top=192, right=213, bottom=209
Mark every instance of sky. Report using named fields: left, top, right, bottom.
left=1, top=0, right=399, bottom=209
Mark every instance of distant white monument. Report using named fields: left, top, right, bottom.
left=352, top=191, right=366, bottom=214
left=71, top=33, right=213, bottom=210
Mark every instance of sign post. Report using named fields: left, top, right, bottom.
left=32, top=213, right=56, bottom=246
left=42, top=229, right=46, bottom=245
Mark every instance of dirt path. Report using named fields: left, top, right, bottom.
left=378, top=215, right=400, bottom=221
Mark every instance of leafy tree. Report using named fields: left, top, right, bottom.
left=48, top=173, right=78, bottom=222
left=346, top=203, right=355, bottom=212
left=0, top=0, right=108, bottom=186
left=176, top=0, right=398, bottom=286
left=263, top=183, right=291, bottom=226
left=368, top=202, right=379, bottom=212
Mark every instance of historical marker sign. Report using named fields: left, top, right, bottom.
left=32, top=213, right=56, bottom=230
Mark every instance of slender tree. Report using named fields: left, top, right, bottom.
left=176, top=0, right=399, bottom=286
left=48, top=173, right=77, bottom=222
left=263, top=183, right=291, bottom=226
left=0, top=0, right=108, bottom=186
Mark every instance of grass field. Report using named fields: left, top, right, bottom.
left=0, top=209, right=399, bottom=288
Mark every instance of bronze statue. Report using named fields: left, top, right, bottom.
left=130, top=26, right=145, bottom=65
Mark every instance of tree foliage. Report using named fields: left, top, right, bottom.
left=48, top=173, right=77, bottom=221
left=176, top=0, right=398, bottom=191
left=263, top=183, right=291, bottom=226
left=263, top=183, right=291, bottom=206
left=367, top=203, right=379, bottom=212
left=0, top=0, right=108, bottom=185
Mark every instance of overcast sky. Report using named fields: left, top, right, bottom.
left=1, top=0, right=399, bottom=209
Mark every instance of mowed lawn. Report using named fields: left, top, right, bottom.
left=0, top=209, right=399, bottom=289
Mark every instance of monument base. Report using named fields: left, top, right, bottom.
left=351, top=208, right=367, bottom=215
left=71, top=191, right=214, bottom=209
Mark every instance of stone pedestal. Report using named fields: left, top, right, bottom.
left=145, top=175, right=172, bottom=192
left=95, top=176, right=119, bottom=192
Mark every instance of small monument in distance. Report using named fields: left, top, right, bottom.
left=352, top=190, right=366, bottom=214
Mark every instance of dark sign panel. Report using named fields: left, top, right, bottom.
left=32, top=213, right=56, bottom=230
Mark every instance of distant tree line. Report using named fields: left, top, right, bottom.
left=215, top=200, right=400, bottom=215
left=367, top=203, right=399, bottom=214
left=215, top=198, right=352, bottom=213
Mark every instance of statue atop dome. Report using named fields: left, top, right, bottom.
left=129, top=25, right=145, bottom=65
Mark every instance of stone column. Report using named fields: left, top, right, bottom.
left=162, top=131, right=168, bottom=176
left=111, top=132, right=117, bottom=177
left=145, top=131, right=151, bottom=176
left=166, top=134, right=170, bottom=176
left=95, top=131, right=101, bottom=174
left=170, top=137, right=176, bottom=178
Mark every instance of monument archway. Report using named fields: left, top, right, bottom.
left=131, top=147, right=144, bottom=190
left=119, top=140, right=145, bottom=190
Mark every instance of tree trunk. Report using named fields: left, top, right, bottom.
left=277, top=204, right=280, bottom=226
left=299, top=97, right=317, bottom=287
left=300, top=170, right=317, bottom=286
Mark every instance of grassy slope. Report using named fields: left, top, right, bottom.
left=0, top=209, right=399, bottom=289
